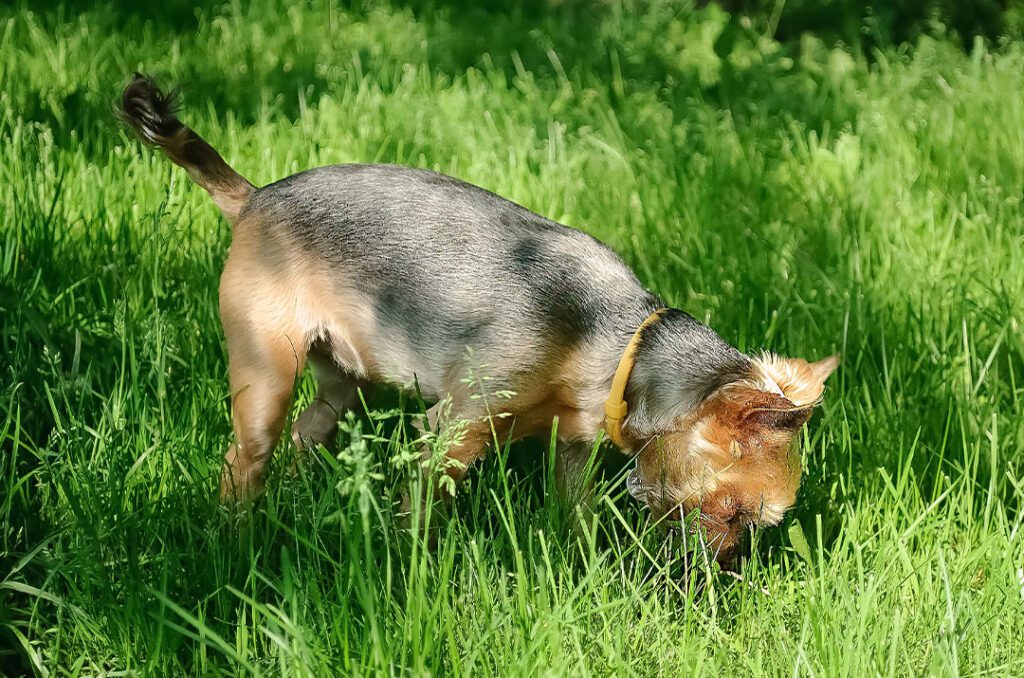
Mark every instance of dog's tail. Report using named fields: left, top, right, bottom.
left=119, top=73, right=253, bottom=220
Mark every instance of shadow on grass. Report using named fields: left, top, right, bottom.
left=12, top=0, right=861, bottom=149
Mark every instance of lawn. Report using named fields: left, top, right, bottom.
left=2, top=1, right=1023, bottom=675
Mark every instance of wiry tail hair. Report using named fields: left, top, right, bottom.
left=119, top=72, right=253, bottom=219
left=119, top=73, right=186, bottom=146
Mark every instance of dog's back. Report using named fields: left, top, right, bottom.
left=244, top=163, right=659, bottom=385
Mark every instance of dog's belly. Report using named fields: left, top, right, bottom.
left=275, top=263, right=504, bottom=402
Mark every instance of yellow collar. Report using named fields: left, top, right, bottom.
left=604, top=308, right=668, bottom=448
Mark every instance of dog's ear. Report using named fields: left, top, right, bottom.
left=755, top=354, right=839, bottom=407
left=745, top=400, right=816, bottom=431
left=711, top=385, right=815, bottom=432
left=717, top=387, right=815, bottom=431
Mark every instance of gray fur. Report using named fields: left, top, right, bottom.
left=245, top=163, right=752, bottom=430
left=627, top=310, right=753, bottom=432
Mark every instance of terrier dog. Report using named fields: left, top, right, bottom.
left=120, top=74, right=837, bottom=563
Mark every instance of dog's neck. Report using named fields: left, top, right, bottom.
left=616, top=308, right=752, bottom=441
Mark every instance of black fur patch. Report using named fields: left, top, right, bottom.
left=374, top=278, right=496, bottom=352
left=510, top=235, right=600, bottom=341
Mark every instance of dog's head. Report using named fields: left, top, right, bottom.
left=628, top=354, right=838, bottom=564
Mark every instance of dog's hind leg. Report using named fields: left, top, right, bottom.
left=291, top=347, right=362, bottom=452
left=218, top=324, right=306, bottom=502
left=218, top=255, right=310, bottom=502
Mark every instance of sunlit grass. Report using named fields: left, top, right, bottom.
left=1, top=1, right=1022, bottom=675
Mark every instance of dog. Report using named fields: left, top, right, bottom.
left=119, top=73, right=837, bottom=564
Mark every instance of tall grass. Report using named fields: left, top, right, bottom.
left=1, top=1, right=1022, bottom=674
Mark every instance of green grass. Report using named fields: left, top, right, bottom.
left=2, top=1, right=1023, bottom=675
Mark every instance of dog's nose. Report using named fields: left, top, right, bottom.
left=626, top=470, right=648, bottom=501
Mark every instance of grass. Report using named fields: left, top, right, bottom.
left=1, top=1, right=1023, bottom=675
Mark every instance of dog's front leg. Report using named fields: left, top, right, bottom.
left=400, top=401, right=508, bottom=535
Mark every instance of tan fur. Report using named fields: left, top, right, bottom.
left=501, top=344, right=609, bottom=443
left=217, top=217, right=383, bottom=499
left=630, top=357, right=836, bottom=560
left=754, top=354, right=840, bottom=407
left=216, top=218, right=598, bottom=499
left=162, top=127, right=253, bottom=221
